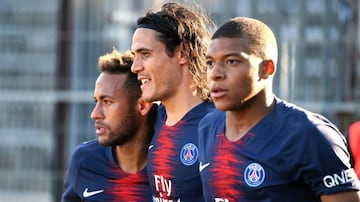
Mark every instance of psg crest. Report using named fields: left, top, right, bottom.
left=180, top=143, right=199, bottom=166
left=244, top=162, right=265, bottom=187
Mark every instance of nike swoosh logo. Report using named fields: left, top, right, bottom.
left=83, top=188, right=104, bottom=197
left=149, top=144, right=154, bottom=150
left=199, top=162, right=210, bottom=172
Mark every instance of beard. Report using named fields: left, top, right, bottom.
left=98, top=112, right=139, bottom=146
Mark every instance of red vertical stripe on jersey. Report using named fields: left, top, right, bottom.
left=110, top=170, right=149, bottom=201
left=210, top=133, right=245, bottom=200
left=152, top=121, right=183, bottom=198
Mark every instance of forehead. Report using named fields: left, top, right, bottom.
left=131, top=28, right=164, bottom=51
left=207, top=38, right=251, bottom=57
left=95, top=72, right=126, bottom=91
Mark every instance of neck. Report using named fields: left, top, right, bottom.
left=113, top=132, right=149, bottom=173
left=225, top=93, right=275, bottom=141
left=162, top=93, right=203, bottom=126
left=161, top=72, right=203, bottom=125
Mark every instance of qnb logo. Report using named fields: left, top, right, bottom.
left=323, top=168, right=357, bottom=188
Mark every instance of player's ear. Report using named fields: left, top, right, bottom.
left=177, top=41, right=190, bottom=65
left=261, top=60, right=275, bottom=79
left=137, top=99, right=153, bottom=116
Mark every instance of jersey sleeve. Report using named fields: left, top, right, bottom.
left=298, top=122, right=360, bottom=196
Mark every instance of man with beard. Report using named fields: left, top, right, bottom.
left=131, top=2, right=215, bottom=201
left=61, top=49, right=157, bottom=202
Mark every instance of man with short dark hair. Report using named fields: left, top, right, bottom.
left=199, top=16, right=360, bottom=202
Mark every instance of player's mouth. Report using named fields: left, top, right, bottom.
left=141, top=78, right=150, bottom=85
left=95, top=123, right=106, bottom=136
left=210, top=86, right=227, bottom=98
left=138, top=76, right=151, bottom=91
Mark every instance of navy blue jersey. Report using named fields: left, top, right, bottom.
left=61, top=139, right=152, bottom=202
left=198, top=97, right=360, bottom=202
left=147, top=101, right=215, bottom=201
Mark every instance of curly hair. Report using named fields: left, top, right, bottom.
left=98, top=48, right=141, bottom=100
left=97, top=48, right=158, bottom=145
left=136, top=2, right=215, bottom=100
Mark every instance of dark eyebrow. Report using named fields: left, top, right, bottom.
left=206, top=52, right=246, bottom=60
left=225, top=52, right=245, bottom=58
left=132, top=47, right=151, bottom=54
left=94, top=95, right=113, bottom=101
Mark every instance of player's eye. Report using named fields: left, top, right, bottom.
left=226, top=59, right=239, bottom=65
left=104, top=100, right=113, bottom=105
left=206, top=60, right=214, bottom=68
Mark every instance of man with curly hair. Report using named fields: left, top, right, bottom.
left=61, top=49, right=157, bottom=201
left=131, top=2, right=215, bottom=201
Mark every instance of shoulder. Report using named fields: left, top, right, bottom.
left=202, top=108, right=224, bottom=121
left=74, top=139, right=101, bottom=153
left=70, top=139, right=104, bottom=162
left=271, top=98, right=346, bottom=153
left=191, top=101, right=216, bottom=114
left=274, top=98, right=350, bottom=161
left=202, top=101, right=216, bottom=111
left=66, top=139, right=112, bottom=177
left=64, top=140, right=101, bottom=183
left=199, top=109, right=225, bottom=130
left=274, top=98, right=341, bottom=135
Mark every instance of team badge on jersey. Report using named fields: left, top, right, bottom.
left=180, top=143, right=198, bottom=166
left=244, top=163, right=265, bottom=187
